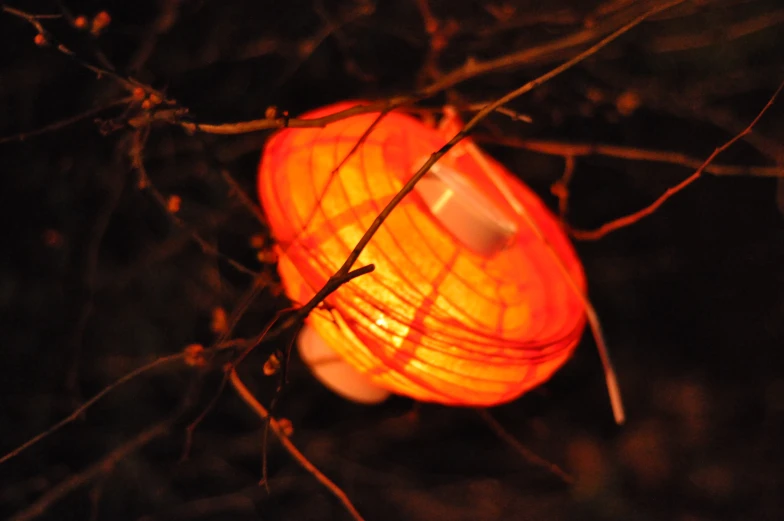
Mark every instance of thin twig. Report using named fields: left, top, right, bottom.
left=9, top=421, right=173, bottom=521
left=1, top=4, right=165, bottom=100
left=424, top=0, right=684, bottom=95
left=552, top=154, right=576, bottom=220
left=0, top=97, right=130, bottom=144
left=276, top=0, right=374, bottom=88
left=65, top=139, right=130, bottom=401
left=479, top=136, right=784, bottom=178
left=227, top=266, right=376, bottom=486
left=93, top=212, right=242, bottom=290
left=647, top=8, right=784, bottom=53
left=572, top=79, right=784, bottom=240
left=468, top=105, right=533, bottom=124
left=476, top=409, right=574, bottom=485
left=181, top=372, right=230, bottom=462
left=136, top=489, right=257, bottom=520
left=179, top=289, right=297, bottom=459
left=588, top=66, right=784, bottom=164
left=0, top=354, right=182, bottom=465
left=234, top=264, right=376, bottom=366
left=177, top=97, right=411, bottom=135
left=220, top=169, right=269, bottom=227
left=0, top=333, right=247, bottom=470
left=127, top=0, right=181, bottom=73
left=228, top=369, right=366, bottom=521
left=215, top=278, right=271, bottom=348
left=130, top=129, right=260, bottom=278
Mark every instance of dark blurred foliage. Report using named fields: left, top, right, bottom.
left=1, top=1, right=783, bottom=520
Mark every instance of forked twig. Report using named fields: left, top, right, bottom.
left=232, top=264, right=376, bottom=368
left=228, top=369, right=366, bottom=521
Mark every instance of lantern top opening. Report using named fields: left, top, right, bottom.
left=413, top=157, right=519, bottom=257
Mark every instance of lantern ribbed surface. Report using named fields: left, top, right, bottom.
left=258, top=101, right=587, bottom=406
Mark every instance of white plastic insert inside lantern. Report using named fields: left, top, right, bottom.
left=412, top=157, right=519, bottom=256
left=298, top=155, right=521, bottom=403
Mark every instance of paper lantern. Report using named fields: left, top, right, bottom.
left=258, top=101, right=587, bottom=407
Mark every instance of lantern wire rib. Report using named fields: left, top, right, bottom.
left=296, top=113, right=392, bottom=243
left=336, top=280, right=574, bottom=356
left=327, top=304, right=551, bottom=403
left=354, top=239, right=572, bottom=352
left=340, top=300, right=578, bottom=380
left=305, top=216, right=581, bottom=362
left=315, top=276, right=575, bottom=403
left=354, top=285, right=579, bottom=356
left=355, top=138, right=441, bottom=296
left=318, top=209, right=576, bottom=354
left=228, top=369, right=366, bottom=521
left=263, top=126, right=325, bottom=258
left=286, top=124, right=394, bottom=254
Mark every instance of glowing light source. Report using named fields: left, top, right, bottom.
left=258, top=101, right=587, bottom=407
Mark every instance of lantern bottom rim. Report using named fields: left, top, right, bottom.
left=297, top=323, right=391, bottom=405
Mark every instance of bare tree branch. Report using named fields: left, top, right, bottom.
left=479, top=136, right=784, bottom=178
left=572, top=79, right=784, bottom=240
left=8, top=420, right=173, bottom=521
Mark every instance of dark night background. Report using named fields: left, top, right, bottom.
left=1, top=1, right=783, bottom=520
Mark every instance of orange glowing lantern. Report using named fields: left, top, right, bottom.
left=258, top=101, right=588, bottom=407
